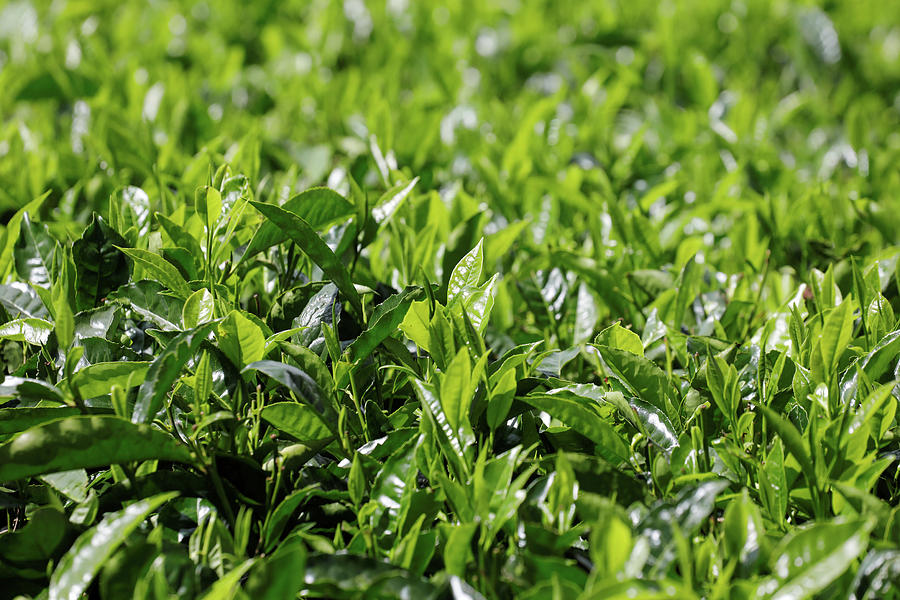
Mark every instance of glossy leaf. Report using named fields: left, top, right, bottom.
left=594, top=323, right=643, bottom=356
left=70, top=361, right=151, bottom=399
left=14, top=213, right=56, bottom=288
left=217, top=310, right=266, bottom=368
left=523, top=391, right=630, bottom=465
left=49, top=492, right=179, bottom=600
left=117, top=247, right=193, bottom=299
left=763, top=520, right=872, bottom=600
left=347, top=286, right=422, bottom=363
left=72, top=214, right=131, bottom=312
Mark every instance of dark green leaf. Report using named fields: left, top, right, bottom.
left=242, top=187, right=354, bottom=265
left=347, top=286, right=422, bottom=363
left=72, top=214, right=132, bottom=312
left=131, top=321, right=219, bottom=424
left=250, top=201, right=362, bottom=315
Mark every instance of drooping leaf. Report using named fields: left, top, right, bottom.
left=242, top=187, right=354, bottom=265
left=117, top=247, right=193, bottom=299
left=250, top=201, right=362, bottom=316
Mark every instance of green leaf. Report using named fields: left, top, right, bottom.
left=195, top=185, right=223, bottom=234
left=452, top=273, right=499, bottom=333
left=398, top=299, right=431, bottom=352
left=72, top=214, right=132, bottom=312
left=0, top=193, right=47, bottom=281
left=53, top=278, right=74, bottom=350
left=756, top=402, right=817, bottom=491
left=198, top=559, right=256, bottom=600
left=156, top=213, right=204, bottom=260
left=723, top=489, right=765, bottom=565
left=0, top=506, right=68, bottom=563
left=764, top=520, right=872, bottom=600
left=372, top=177, right=418, bottom=224
left=448, top=238, right=484, bottom=304
left=49, top=492, right=179, bottom=600
left=194, top=350, right=213, bottom=406
left=629, top=398, right=679, bottom=452
left=706, top=353, right=739, bottom=424
left=0, top=318, right=54, bottom=345
left=14, top=213, right=57, bottom=288
left=523, top=391, right=630, bottom=465
left=245, top=539, right=307, bottom=600
left=244, top=360, right=338, bottom=428
left=0, top=407, right=80, bottom=437
left=594, top=346, right=673, bottom=418
left=0, top=378, right=65, bottom=404
left=0, top=415, right=192, bottom=481
left=117, top=247, right=193, bottom=300
left=487, top=367, right=516, bottom=431
left=217, top=310, right=266, bottom=368
left=443, top=522, right=478, bottom=577
left=594, top=323, right=643, bottom=356
left=369, top=433, right=418, bottom=522
left=260, top=402, right=332, bottom=443
left=182, top=288, right=215, bottom=329
left=636, top=480, right=729, bottom=573
left=0, top=281, right=48, bottom=319
left=348, top=452, right=366, bottom=506
left=347, top=286, right=422, bottom=363
left=242, top=187, right=354, bottom=265
left=428, top=307, right=455, bottom=370
left=132, top=321, right=219, bottom=424
left=411, top=378, right=468, bottom=477
left=250, top=201, right=362, bottom=316
left=812, top=299, right=854, bottom=383
left=109, top=280, right=183, bottom=331
left=70, top=361, right=151, bottom=399
left=440, top=348, right=474, bottom=439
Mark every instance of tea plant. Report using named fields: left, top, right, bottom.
left=1, top=0, right=899, bottom=598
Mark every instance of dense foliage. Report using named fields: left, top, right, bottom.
left=2, top=0, right=900, bottom=598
